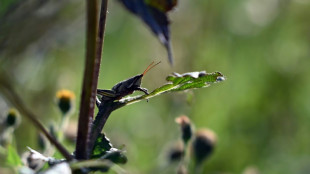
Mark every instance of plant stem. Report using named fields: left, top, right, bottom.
left=75, top=0, right=99, bottom=160
left=75, top=0, right=108, bottom=160
left=70, top=159, right=126, bottom=174
left=0, top=79, right=73, bottom=161
left=96, top=0, right=108, bottom=62
left=88, top=101, right=114, bottom=153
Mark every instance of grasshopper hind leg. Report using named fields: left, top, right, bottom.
left=97, top=89, right=118, bottom=101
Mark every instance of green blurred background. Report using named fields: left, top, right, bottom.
left=1, top=0, right=310, bottom=173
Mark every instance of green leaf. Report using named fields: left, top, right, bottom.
left=6, top=144, right=22, bottom=166
left=91, top=133, right=127, bottom=163
left=90, top=133, right=127, bottom=172
left=116, top=71, right=225, bottom=107
left=118, top=0, right=177, bottom=64
left=100, top=148, right=127, bottom=164
left=91, top=133, right=113, bottom=159
left=145, top=0, right=177, bottom=13
left=172, top=81, right=207, bottom=91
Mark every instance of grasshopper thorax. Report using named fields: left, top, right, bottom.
left=111, top=74, right=143, bottom=93
left=112, top=61, right=160, bottom=93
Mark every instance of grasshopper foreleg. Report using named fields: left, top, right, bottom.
left=135, top=87, right=149, bottom=102
left=96, top=96, right=101, bottom=108
left=136, top=87, right=149, bottom=95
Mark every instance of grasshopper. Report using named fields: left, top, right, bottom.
left=97, top=61, right=160, bottom=102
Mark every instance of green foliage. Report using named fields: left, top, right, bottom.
left=118, top=71, right=225, bottom=106
left=88, top=134, right=127, bottom=172
left=100, top=148, right=127, bottom=164
left=91, top=133, right=113, bottom=159
left=166, top=71, right=224, bottom=91
left=4, top=0, right=309, bottom=173
left=145, top=0, right=177, bottom=12
left=6, top=144, right=22, bottom=166
left=91, top=133, right=127, bottom=172
left=118, top=0, right=177, bottom=64
left=0, top=0, right=16, bottom=16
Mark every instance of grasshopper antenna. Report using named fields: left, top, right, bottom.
left=143, top=61, right=161, bottom=76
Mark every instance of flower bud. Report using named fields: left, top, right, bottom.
left=56, top=89, right=75, bottom=116
left=175, top=115, right=193, bottom=144
left=191, top=129, right=217, bottom=165
left=5, top=108, right=21, bottom=128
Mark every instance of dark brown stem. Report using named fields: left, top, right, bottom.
left=75, top=0, right=99, bottom=160
left=86, top=0, right=109, bottom=156
left=75, top=0, right=108, bottom=160
left=88, top=101, right=114, bottom=153
left=96, top=0, right=108, bottom=62
left=0, top=80, right=73, bottom=161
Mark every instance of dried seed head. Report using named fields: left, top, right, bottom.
left=37, top=133, right=47, bottom=151
left=175, top=115, right=193, bottom=144
left=5, top=108, right=20, bottom=128
left=56, top=89, right=75, bottom=115
left=177, top=164, right=188, bottom=174
left=167, top=141, right=184, bottom=163
left=242, top=166, right=260, bottom=174
left=191, top=129, right=217, bottom=165
left=23, top=147, right=48, bottom=171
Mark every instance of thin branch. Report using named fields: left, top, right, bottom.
left=70, top=159, right=113, bottom=170
left=75, top=0, right=99, bottom=160
left=0, top=79, right=73, bottom=161
left=75, top=0, right=108, bottom=160
left=88, top=100, right=114, bottom=153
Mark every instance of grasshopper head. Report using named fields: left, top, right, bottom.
left=126, top=62, right=161, bottom=89
left=130, top=74, right=144, bottom=88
